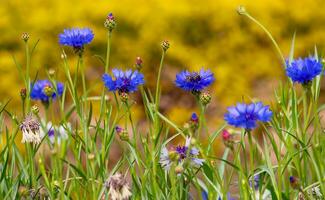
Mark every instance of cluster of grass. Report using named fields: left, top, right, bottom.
left=0, top=7, right=325, bottom=200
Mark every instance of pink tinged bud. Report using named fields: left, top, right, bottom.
left=115, top=126, right=123, bottom=134
left=135, top=57, right=143, bottom=66
left=222, top=130, right=231, bottom=141
left=107, top=13, right=115, bottom=20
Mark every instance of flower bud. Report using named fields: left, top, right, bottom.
left=104, top=13, right=116, bottom=32
left=119, top=92, right=129, bottom=102
left=88, top=153, right=95, bottom=160
left=199, top=91, right=212, bottom=106
left=21, top=32, right=30, bottom=42
left=289, top=176, right=300, bottom=189
left=31, top=105, right=39, bottom=115
left=119, top=130, right=129, bottom=141
left=175, top=165, right=184, bottom=174
left=135, top=56, right=143, bottom=70
left=18, top=186, right=28, bottom=197
left=237, top=5, right=247, bottom=15
left=43, top=85, right=54, bottom=97
left=53, top=180, right=60, bottom=188
left=189, top=113, right=199, bottom=130
left=222, top=129, right=235, bottom=149
left=48, top=69, right=55, bottom=77
left=20, top=88, right=27, bottom=100
left=161, top=40, right=170, bottom=52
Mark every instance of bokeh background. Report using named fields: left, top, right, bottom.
left=1, top=0, right=325, bottom=135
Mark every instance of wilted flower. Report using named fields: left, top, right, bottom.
left=30, top=80, right=64, bottom=103
left=20, top=114, right=41, bottom=144
left=102, top=69, right=145, bottom=94
left=175, top=69, right=214, bottom=93
left=286, top=57, right=322, bottom=85
left=40, top=122, right=70, bottom=144
left=159, top=137, right=204, bottom=171
left=308, top=186, right=323, bottom=199
left=59, top=28, right=94, bottom=55
left=224, top=102, right=272, bottom=130
left=105, top=173, right=132, bottom=200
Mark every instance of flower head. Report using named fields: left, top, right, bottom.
left=224, top=102, right=272, bottom=130
left=59, top=28, right=94, bottom=53
left=102, top=69, right=144, bottom=94
left=159, top=137, right=204, bottom=171
left=30, top=80, right=64, bottom=103
left=20, top=114, right=41, bottom=144
left=105, top=173, right=132, bottom=200
left=175, top=69, right=214, bottom=93
left=286, top=57, right=322, bottom=85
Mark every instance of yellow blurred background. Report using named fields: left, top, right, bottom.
left=1, top=0, right=325, bottom=131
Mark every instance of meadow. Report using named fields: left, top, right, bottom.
left=1, top=3, right=325, bottom=200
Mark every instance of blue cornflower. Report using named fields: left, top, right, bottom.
left=175, top=69, right=214, bottom=93
left=224, top=102, right=272, bottom=130
left=30, top=80, right=64, bottom=102
left=59, top=28, right=94, bottom=49
left=286, top=57, right=322, bottom=85
left=102, top=69, right=144, bottom=93
left=159, top=137, right=204, bottom=171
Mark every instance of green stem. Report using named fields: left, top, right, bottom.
left=154, top=51, right=166, bottom=137
left=25, top=42, right=31, bottom=113
left=104, top=32, right=112, bottom=73
left=242, top=12, right=286, bottom=67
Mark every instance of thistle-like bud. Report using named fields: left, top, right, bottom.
left=104, top=13, right=116, bottom=32
left=161, top=40, right=170, bottom=52
left=31, top=105, right=39, bottom=115
left=115, top=126, right=129, bottom=141
left=222, top=129, right=235, bottom=150
left=20, top=88, right=27, bottom=101
left=237, top=5, right=247, bottom=15
left=43, top=85, right=54, bottom=97
left=175, top=165, right=184, bottom=174
left=199, top=91, right=212, bottom=106
left=21, top=32, right=30, bottom=42
left=135, top=56, right=143, bottom=70
left=119, top=92, right=129, bottom=102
